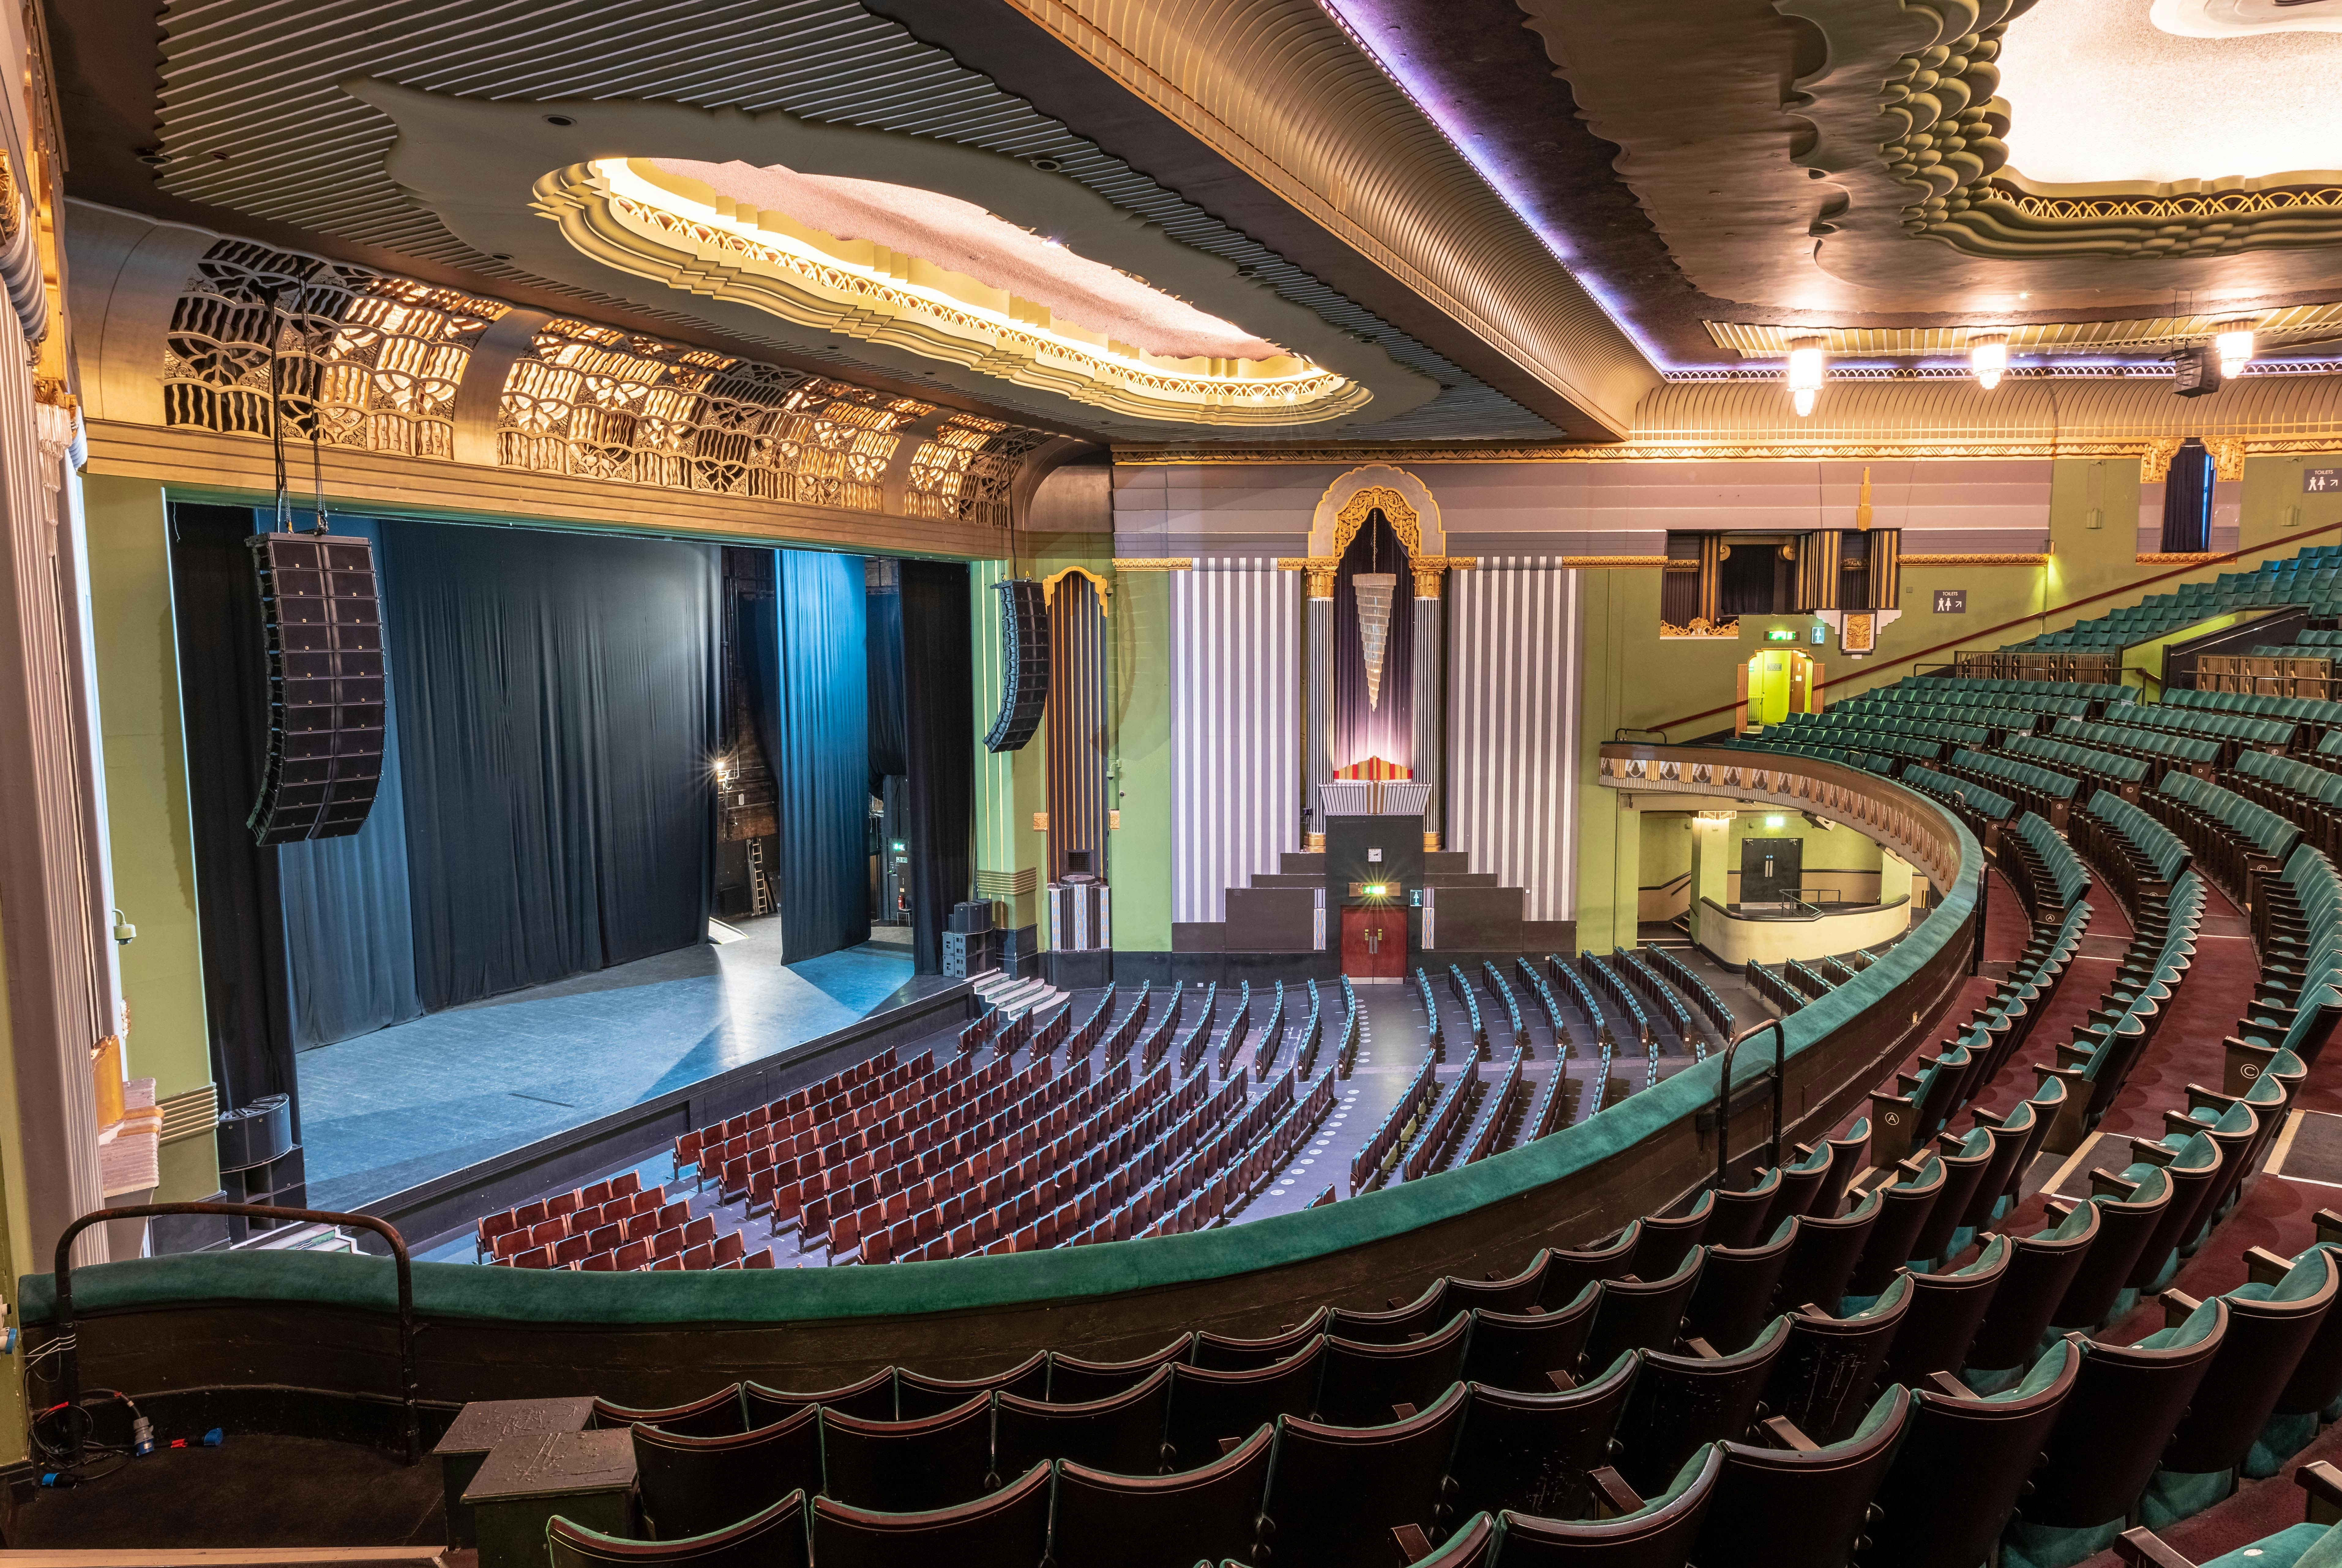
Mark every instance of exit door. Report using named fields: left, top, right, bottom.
left=1341, top=906, right=1406, bottom=978
left=1742, top=837, right=1802, bottom=908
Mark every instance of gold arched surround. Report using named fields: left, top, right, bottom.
left=1307, top=464, right=1445, bottom=557
left=1042, top=565, right=1112, bottom=617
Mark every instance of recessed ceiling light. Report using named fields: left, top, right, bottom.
left=543, top=114, right=576, bottom=128
left=1029, top=157, right=1064, bottom=173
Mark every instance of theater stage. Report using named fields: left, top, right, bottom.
left=297, top=918, right=915, bottom=1211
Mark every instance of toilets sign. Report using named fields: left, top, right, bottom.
left=1933, top=589, right=1966, bottom=614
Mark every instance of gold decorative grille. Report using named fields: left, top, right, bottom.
left=496, top=318, right=929, bottom=510
left=162, top=240, right=505, bottom=458
left=906, top=414, right=1051, bottom=529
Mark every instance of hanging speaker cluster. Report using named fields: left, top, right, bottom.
left=246, top=532, right=387, bottom=845
left=984, top=577, right=1051, bottom=754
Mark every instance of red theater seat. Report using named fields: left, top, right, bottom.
left=611, top=1173, right=641, bottom=1199
left=712, top=1232, right=745, bottom=1267
left=512, top=1246, right=554, bottom=1269
left=553, top=1234, right=590, bottom=1266
left=651, top=1226, right=683, bottom=1260
left=613, top=1240, right=649, bottom=1271
left=588, top=1224, right=622, bottom=1254
left=682, top=1243, right=715, bottom=1270
left=652, top=1254, right=683, bottom=1271
left=683, top=1215, right=716, bottom=1248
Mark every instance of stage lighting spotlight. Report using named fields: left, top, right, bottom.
left=1968, top=334, right=2009, bottom=391
left=2216, top=321, right=2257, bottom=379
left=1786, top=337, right=1826, bottom=417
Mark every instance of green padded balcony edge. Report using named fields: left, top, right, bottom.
left=17, top=779, right=1981, bottom=1332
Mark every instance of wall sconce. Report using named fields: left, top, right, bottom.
left=2215, top=320, right=2257, bottom=379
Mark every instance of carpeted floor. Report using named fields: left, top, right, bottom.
left=5, top=1435, right=446, bottom=1548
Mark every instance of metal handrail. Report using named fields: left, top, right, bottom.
left=50, top=1202, right=418, bottom=1466
left=1712, top=1017, right=1789, bottom=1193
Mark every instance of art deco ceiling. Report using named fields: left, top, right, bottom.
left=50, top=0, right=1664, bottom=443
left=1325, top=0, right=2342, bottom=373
left=51, top=0, right=2342, bottom=442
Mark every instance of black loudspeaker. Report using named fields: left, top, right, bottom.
left=246, top=532, right=387, bottom=846
left=215, top=1091, right=294, bottom=1173
left=949, top=900, right=994, bottom=934
left=983, top=578, right=1050, bottom=753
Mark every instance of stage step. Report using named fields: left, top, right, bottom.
left=973, top=973, right=1067, bottom=1016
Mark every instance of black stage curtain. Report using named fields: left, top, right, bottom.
left=749, top=550, right=870, bottom=963
left=901, top=560, right=973, bottom=974
left=277, top=514, right=423, bottom=1049
left=169, top=504, right=301, bottom=1136
left=387, top=522, right=717, bottom=1011
left=866, top=561, right=907, bottom=788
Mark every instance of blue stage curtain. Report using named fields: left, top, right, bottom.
left=749, top=550, right=871, bottom=961
left=387, top=522, right=718, bottom=1011
left=901, top=560, right=973, bottom=974
left=278, top=515, right=424, bottom=1048
left=2163, top=440, right=2214, bottom=554
left=867, top=561, right=907, bottom=789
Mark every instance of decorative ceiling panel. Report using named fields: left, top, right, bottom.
left=141, top=0, right=1559, bottom=440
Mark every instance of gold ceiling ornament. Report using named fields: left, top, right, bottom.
left=2140, top=437, right=2187, bottom=483
left=1854, top=467, right=1874, bottom=531
left=1275, top=556, right=1342, bottom=599
left=537, top=159, right=1372, bottom=430
left=1899, top=553, right=2050, bottom=565
left=1872, top=22, right=2342, bottom=260
left=1110, top=557, right=1194, bottom=571
left=1410, top=556, right=1471, bottom=597
left=1332, top=486, right=1422, bottom=558
left=0, top=152, right=19, bottom=246
left=1660, top=616, right=1742, bottom=639
left=1041, top=565, right=1112, bottom=617
left=1705, top=305, right=2342, bottom=361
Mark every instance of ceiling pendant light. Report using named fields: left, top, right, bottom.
left=1786, top=336, right=1825, bottom=417
left=1969, top=333, right=2009, bottom=391
left=2215, top=320, right=2257, bottom=380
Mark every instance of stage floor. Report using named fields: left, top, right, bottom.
left=297, top=919, right=914, bottom=1211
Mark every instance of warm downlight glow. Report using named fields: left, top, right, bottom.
left=2217, top=321, right=2258, bottom=376
left=1786, top=336, right=1825, bottom=417
left=1969, top=334, right=2009, bottom=390
left=545, top=158, right=1367, bottom=427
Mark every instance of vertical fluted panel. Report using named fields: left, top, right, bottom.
left=1306, top=593, right=1331, bottom=842
left=1449, top=560, right=1579, bottom=922
left=1172, top=561, right=1299, bottom=922
left=1412, top=593, right=1444, bottom=847
left=1046, top=574, right=1107, bottom=883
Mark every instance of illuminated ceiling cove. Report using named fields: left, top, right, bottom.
left=1998, top=0, right=2342, bottom=183
left=351, top=80, right=1434, bottom=437
left=555, top=159, right=1358, bottom=427
left=649, top=159, right=1283, bottom=362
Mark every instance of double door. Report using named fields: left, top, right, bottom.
left=1340, top=906, right=1406, bottom=979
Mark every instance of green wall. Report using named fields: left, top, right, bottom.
left=1109, top=569, right=1172, bottom=954
left=82, top=476, right=217, bottom=1203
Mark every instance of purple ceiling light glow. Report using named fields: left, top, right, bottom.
left=1313, top=0, right=1680, bottom=373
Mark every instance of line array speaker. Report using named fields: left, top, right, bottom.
left=984, top=577, right=1051, bottom=754
left=246, top=531, right=387, bottom=846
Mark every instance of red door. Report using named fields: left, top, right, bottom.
left=1341, top=907, right=1406, bottom=978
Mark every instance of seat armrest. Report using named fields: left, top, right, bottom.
left=2299, top=1459, right=2342, bottom=1526
left=1588, top=1466, right=1646, bottom=1520
left=1759, top=1415, right=1820, bottom=1452
left=2247, top=1246, right=2295, bottom=1289
left=2162, top=1289, right=2204, bottom=1328
left=2114, top=1527, right=2197, bottom=1568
